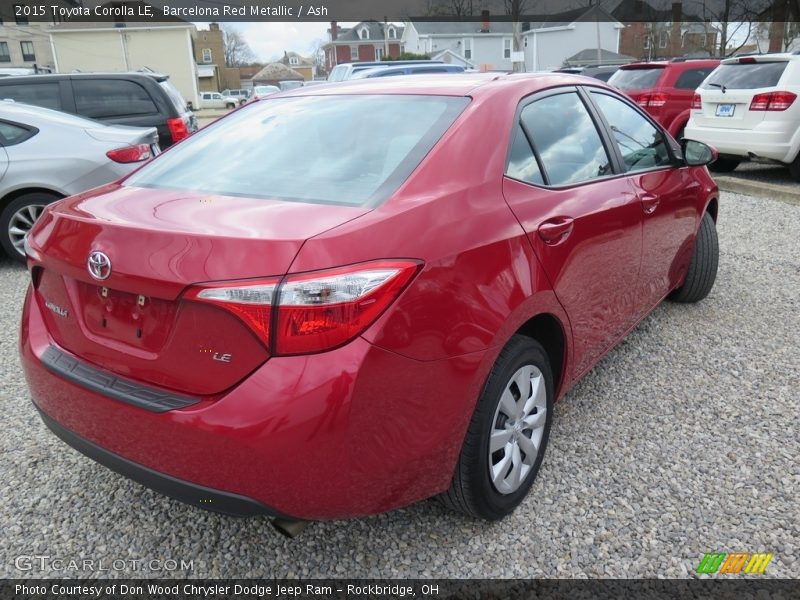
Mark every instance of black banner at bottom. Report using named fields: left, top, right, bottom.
left=2, top=579, right=800, bottom=600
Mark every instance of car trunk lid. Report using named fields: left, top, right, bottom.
left=27, top=184, right=370, bottom=395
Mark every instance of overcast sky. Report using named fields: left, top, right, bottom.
left=195, top=22, right=346, bottom=63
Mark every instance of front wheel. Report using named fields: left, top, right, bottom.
left=226, top=102, right=235, bottom=109
left=438, top=335, right=553, bottom=520
left=670, top=211, right=718, bottom=303
left=0, top=192, right=60, bottom=262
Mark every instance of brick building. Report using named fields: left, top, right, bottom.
left=324, top=21, right=403, bottom=69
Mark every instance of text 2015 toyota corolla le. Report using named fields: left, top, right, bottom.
left=20, top=73, right=719, bottom=527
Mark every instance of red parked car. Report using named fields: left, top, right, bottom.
left=20, top=73, right=720, bottom=532
left=608, top=59, right=720, bottom=140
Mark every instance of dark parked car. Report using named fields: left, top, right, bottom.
left=0, top=72, right=197, bottom=148
left=22, top=73, right=719, bottom=534
left=555, top=65, right=622, bottom=81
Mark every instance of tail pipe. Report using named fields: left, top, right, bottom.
left=272, top=518, right=309, bottom=538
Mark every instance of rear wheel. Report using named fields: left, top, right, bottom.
left=708, top=157, right=740, bottom=173
left=0, top=192, right=60, bottom=262
left=438, top=335, right=553, bottom=520
left=226, top=102, right=236, bottom=109
left=670, top=211, right=718, bottom=303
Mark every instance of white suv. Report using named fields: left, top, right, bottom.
left=685, top=53, right=800, bottom=178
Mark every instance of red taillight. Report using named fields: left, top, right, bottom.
left=647, top=92, right=667, bottom=107
left=106, top=144, right=152, bottom=163
left=691, top=93, right=702, bottom=109
left=186, top=260, right=421, bottom=355
left=749, top=91, right=797, bottom=111
left=633, top=92, right=666, bottom=108
left=166, top=117, right=190, bottom=142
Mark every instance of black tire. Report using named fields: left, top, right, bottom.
left=788, top=153, right=800, bottom=182
left=708, top=157, right=740, bottom=173
left=438, top=335, right=554, bottom=520
left=0, top=192, right=60, bottom=262
left=670, top=211, right=718, bottom=303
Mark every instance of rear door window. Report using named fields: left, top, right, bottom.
left=73, top=79, right=158, bottom=119
left=521, top=92, right=612, bottom=186
left=505, top=123, right=544, bottom=185
left=0, top=82, right=61, bottom=110
left=0, top=120, right=35, bottom=145
left=608, top=67, right=664, bottom=90
left=701, top=61, right=788, bottom=89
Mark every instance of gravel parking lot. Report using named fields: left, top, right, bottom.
left=0, top=190, right=797, bottom=579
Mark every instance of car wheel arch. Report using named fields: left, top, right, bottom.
left=0, top=186, right=65, bottom=210
left=515, top=313, right=567, bottom=400
left=704, top=196, right=718, bottom=223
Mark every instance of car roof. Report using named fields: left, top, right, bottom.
left=278, top=72, right=605, bottom=98
left=0, top=71, right=168, bottom=83
left=620, top=59, right=719, bottom=70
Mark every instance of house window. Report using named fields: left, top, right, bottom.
left=503, top=38, right=512, bottom=59
left=659, top=32, right=668, bottom=48
left=350, top=46, right=358, bottom=60
left=20, top=41, right=35, bottom=62
left=359, top=27, right=369, bottom=40
left=289, top=56, right=299, bottom=65
left=202, top=48, right=212, bottom=63
left=463, top=38, right=472, bottom=60
left=0, top=42, right=9, bottom=63
left=14, top=5, right=28, bottom=25
left=375, top=47, right=384, bottom=60
left=388, top=27, right=396, bottom=39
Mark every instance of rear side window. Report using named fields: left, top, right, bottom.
left=73, top=79, right=158, bottom=118
left=674, top=67, right=715, bottom=90
left=0, top=120, right=35, bottom=145
left=521, top=92, right=611, bottom=186
left=608, top=67, right=664, bottom=90
left=0, top=82, right=61, bottom=110
left=506, top=124, right=544, bottom=185
left=591, top=92, right=671, bottom=173
left=125, top=95, right=470, bottom=207
left=159, top=79, right=188, bottom=114
left=702, top=62, right=788, bottom=90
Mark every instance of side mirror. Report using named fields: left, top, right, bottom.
left=682, top=139, right=718, bottom=167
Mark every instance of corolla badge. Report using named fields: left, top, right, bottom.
left=87, top=251, right=112, bottom=281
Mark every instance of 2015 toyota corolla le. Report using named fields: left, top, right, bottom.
left=20, top=73, right=720, bottom=530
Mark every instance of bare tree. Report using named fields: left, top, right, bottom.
left=310, top=38, right=328, bottom=78
left=503, top=0, right=535, bottom=71
left=222, top=25, right=256, bottom=68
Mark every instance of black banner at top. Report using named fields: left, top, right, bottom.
left=0, top=0, right=792, bottom=23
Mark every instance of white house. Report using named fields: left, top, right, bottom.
left=404, top=7, right=624, bottom=72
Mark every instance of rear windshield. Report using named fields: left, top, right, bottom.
left=328, top=65, right=348, bottom=82
left=608, top=67, right=664, bottom=90
left=125, top=95, right=469, bottom=207
left=701, top=61, right=788, bottom=90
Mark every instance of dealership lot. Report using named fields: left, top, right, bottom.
left=0, top=189, right=797, bottom=578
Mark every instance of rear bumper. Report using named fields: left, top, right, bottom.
left=21, top=285, right=488, bottom=519
left=35, top=407, right=282, bottom=518
left=685, top=120, right=800, bottom=163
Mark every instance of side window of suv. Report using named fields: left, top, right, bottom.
left=521, top=92, right=611, bottom=186
left=73, top=79, right=158, bottom=119
left=591, top=91, right=671, bottom=173
left=0, top=82, right=61, bottom=110
left=675, top=68, right=714, bottom=90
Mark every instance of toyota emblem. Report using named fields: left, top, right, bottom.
left=87, top=251, right=112, bottom=281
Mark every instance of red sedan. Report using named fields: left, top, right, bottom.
left=20, top=73, right=719, bottom=530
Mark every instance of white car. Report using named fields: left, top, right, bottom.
left=0, top=101, right=158, bottom=260
left=685, top=54, right=800, bottom=178
left=198, top=91, right=238, bottom=110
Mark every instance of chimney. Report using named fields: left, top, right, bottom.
left=330, top=21, right=338, bottom=41
left=480, top=10, right=490, bottom=33
left=209, top=22, right=220, bottom=32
